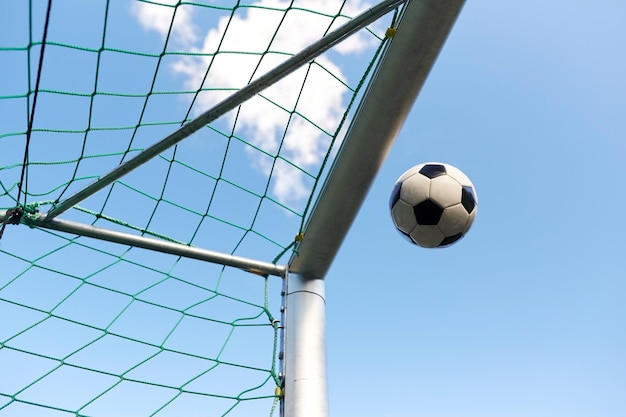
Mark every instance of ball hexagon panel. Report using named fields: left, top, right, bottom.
left=396, top=165, right=423, bottom=184
left=438, top=203, right=470, bottom=236
left=443, top=164, right=473, bottom=187
left=398, top=172, right=430, bottom=205
left=428, top=175, right=463, bottom=208
left=391, top=199, right=418, bottom=233
left=409, top=225, right=445, bottom=248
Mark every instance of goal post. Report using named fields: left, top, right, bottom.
left=284, top=1, right=465, bottom=416
left=283, top=274, right=327, bottom=417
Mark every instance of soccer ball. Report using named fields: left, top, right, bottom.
left=389, top=162, right=477, bottom=248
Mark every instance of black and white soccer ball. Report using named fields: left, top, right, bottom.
left=389, top=162, right=477, bottom=248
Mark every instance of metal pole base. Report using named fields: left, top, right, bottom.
left=283, top=273, right=328, bottom=417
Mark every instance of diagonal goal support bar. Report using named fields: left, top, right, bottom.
left=0, top=209, right=286, bottom=277
left=289, top=0, right=466, bottom=280
left=44, top=0, right=408, bottom=221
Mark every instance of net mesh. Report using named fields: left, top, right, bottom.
left=0, top=1, right=395, bottom=416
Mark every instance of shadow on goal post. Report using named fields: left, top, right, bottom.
left=0, top=0, right=464, bottom=416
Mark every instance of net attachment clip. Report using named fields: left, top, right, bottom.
left=385, top=26, right=397, bottom=38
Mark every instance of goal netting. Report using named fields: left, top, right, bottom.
left=0, top=1, right=399, bottom=416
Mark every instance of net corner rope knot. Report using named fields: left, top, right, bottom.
left=0, top=206, right=24, bottom=239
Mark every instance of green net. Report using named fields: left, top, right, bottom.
left=0, top=1, right=396, bottom=415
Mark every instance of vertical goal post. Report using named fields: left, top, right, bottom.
left=284, top=1, right=465, bottom=416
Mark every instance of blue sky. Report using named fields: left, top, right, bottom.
left=1, top=1, right=625, bottom=416
left=326, top=1, right=625, bottom=416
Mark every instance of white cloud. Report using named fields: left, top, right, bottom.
left=131, top=0, right=379, bottom=205
left=130, top=1, right=198, bottom=45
